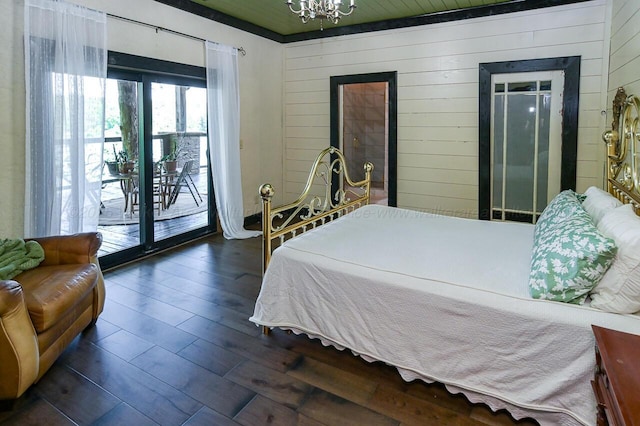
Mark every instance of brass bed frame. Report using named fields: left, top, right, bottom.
left=603, top=87, right=640, bottom=211
left=259, top=147, right=373, bottom=273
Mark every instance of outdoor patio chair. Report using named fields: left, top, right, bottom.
left=131, top=173, right=165, bottom=214
left=166, top=160, right=203, bottom=207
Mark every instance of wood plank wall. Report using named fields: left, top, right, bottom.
left=283, top=0, right=610, bottom=217
left=608, top=1, right=640, bottom=104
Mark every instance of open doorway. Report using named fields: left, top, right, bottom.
left=330, top=72, right=397, bottom=206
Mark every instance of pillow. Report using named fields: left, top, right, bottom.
left=534, top=190, right=585, bottom=244
left=590, top=204, right=640, bottom=313
left=582, top=186, right=622, bottom=225
left=529, top=204, right=617, bottom=304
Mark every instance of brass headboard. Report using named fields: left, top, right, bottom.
left=259, top=147, right=373, bottom=273
left=602, top=87, right=640, bottom=212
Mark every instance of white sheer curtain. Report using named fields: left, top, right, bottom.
left=24, top=0, right=106, bottom=237
left=205, top=42, right=260, bottom=239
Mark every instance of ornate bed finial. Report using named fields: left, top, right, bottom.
left=611, top=87, right=627, bottom=134
left=603, top=87, right=629, bottom=181
left=260, top=183, right=274, bottom=200
left=603, top=87, right=626, bottom=149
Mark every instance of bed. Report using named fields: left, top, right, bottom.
left=250, top=88, right=640, bottom=426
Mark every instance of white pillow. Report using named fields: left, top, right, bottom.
left=590, top=204, right=640, bottom=314
left=582, top=186, right=623, bottom=225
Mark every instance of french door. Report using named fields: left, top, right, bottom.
left=478, top=56, right=580, bottom=223
left=98, top=55, right=215, bottom=269
left=490, top=71, right=564, bottom=223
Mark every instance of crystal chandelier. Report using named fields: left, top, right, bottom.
left=286, top=0, right=356, bottom=29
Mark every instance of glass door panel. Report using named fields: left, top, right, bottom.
left=504, top=92, right=536, bottom=214
left=150, top=82, right=208, bottom=240
left=99, top=78, right=141, bottom=254
left=490, top=71, right=563, bottom=223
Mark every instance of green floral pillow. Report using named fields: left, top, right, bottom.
left=534, top=190, right=585, bottom=244
left=529, top=204, right=617, bottom=304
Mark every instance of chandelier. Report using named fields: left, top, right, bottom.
left=286, top=0, right=356, bottom=28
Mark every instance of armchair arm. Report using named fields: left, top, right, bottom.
left=0, top=280, right=39, bottom=400
left=27, top=232, right=102, bottom=267
left=27, top=233, right=106, bottom=321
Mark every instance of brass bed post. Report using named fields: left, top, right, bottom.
left=363, top=161, right=373, bottom=202
left=260, top=183, right=274, bottom=275
left=259, top=183, right=274, bottom=336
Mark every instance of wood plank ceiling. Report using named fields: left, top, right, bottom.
left=189, top=0, right=512, bottom=36
left=154, top=0, right=593, bottom=42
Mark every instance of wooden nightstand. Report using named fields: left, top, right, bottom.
left=591, top=325, right=640, bottom=426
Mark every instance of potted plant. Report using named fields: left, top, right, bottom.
left=104, top=146, right=119, bottom=176
left=116, top=149, right=135, bottom=174
left=162, top=133, right=184, bottom=173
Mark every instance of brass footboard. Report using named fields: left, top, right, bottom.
left=260, top=147, right=373, bottom=273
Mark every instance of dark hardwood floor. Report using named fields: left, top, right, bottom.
left=0, top=234, right=538, bottom=426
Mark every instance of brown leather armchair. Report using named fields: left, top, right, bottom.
left=0, top=232, right=105, bottom=401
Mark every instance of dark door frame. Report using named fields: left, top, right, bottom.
left=478, top=56, right=581, bottom=220
left=330, top=71, right=398, bottom=207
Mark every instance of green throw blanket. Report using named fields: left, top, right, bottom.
left=0, top=239, right=45, bottom=281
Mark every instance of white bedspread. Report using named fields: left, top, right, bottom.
left=250, top=205, right=640, bottom=425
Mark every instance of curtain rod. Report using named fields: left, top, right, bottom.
left=107, top=13, right=246, bottom=56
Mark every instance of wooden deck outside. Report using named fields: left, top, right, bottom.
left=98, top=168, right=209, bottom=256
